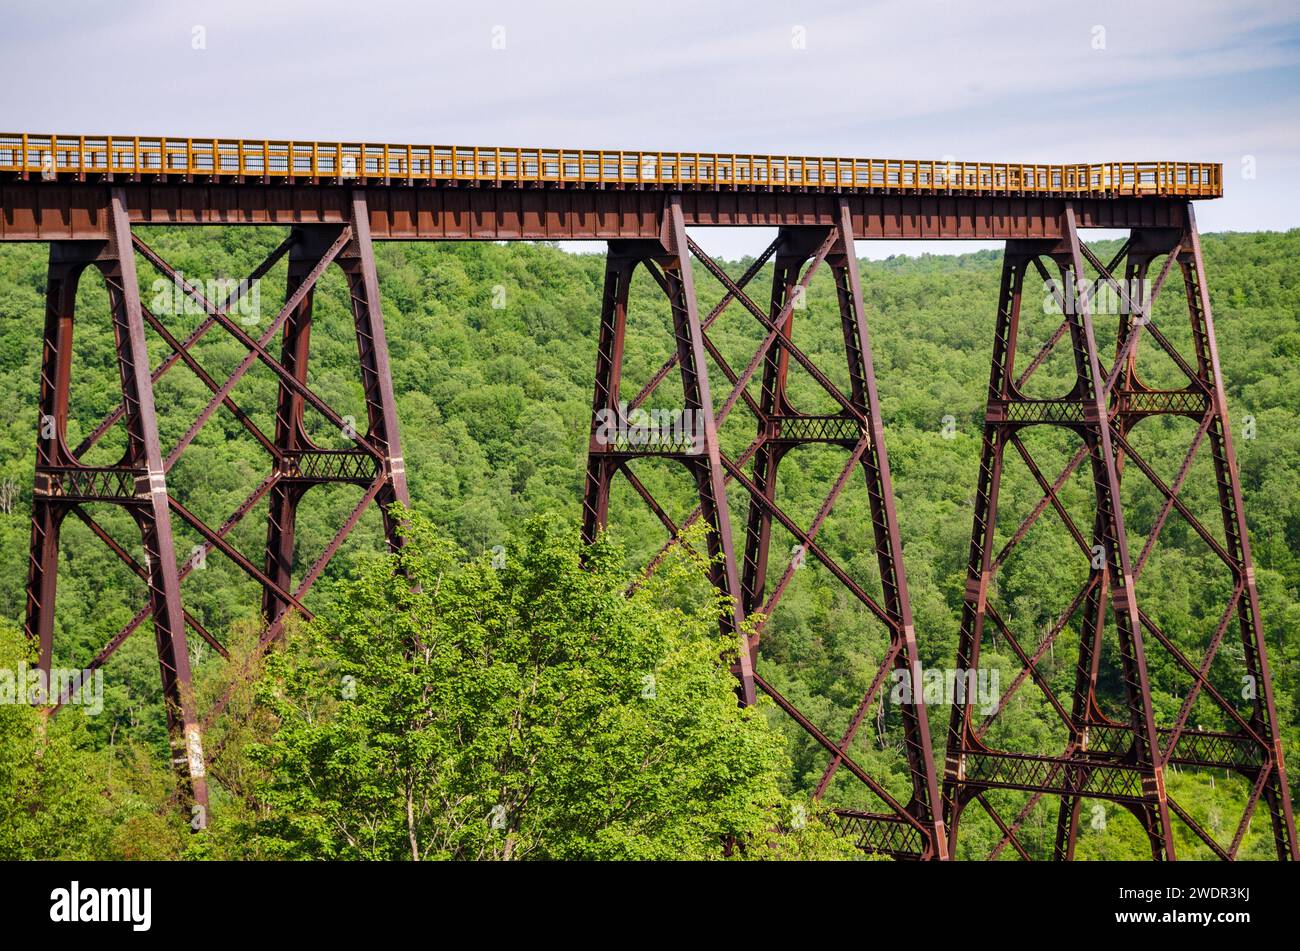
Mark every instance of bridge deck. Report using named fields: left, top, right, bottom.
left=0, top=133, right=1218, bottom=242
left=3, top=133, right=1220, bottom=197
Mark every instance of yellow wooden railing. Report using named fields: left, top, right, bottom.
left=0, top=133, right=1223, bottom=198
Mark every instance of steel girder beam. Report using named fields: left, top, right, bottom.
left=943, top=204, right=1296, bottom=861
left=0, top=182, right=1195, bottom=242
left=23, top=189, right=409, bottom=819
left=582, top=195, right=947, bottom=859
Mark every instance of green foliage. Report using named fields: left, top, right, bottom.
left=0, top=227, right=1296, bottom=860
left=0, top=622, right=190, bottom=859
left=236, top=509, right=853, bottom=860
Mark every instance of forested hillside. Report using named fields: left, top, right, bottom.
left=0, top=226, right=1296, bottom=860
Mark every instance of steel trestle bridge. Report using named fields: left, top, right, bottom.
left=0, top=133, right=1290, bottom=861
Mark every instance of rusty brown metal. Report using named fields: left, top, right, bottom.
left=25, top=189, right=410, bottom=816
left=942, top=204, right=1297, bottom=861
left=0, top=183, right=1192, bottom=242
left=581, top=195, right=948, bottom=858
left=26, top=190, right=208, bottom=809
left=12, top=156, right=1287, bottom=862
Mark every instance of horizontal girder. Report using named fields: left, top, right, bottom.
left=0, top=183, right=1192, bottom=242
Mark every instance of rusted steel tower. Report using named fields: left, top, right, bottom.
left=23, top=188, right=409, bottom=813
left=580, top=197, right=947, bottom=857
left=1, top=133, right=1288, bottom=859
left=942, top=206, right=1297, bottom=862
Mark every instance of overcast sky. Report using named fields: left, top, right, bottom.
left=2, top=0, right=1297, bottom=258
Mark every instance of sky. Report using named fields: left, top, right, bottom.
left=2, top=0, right=1297, bottom=259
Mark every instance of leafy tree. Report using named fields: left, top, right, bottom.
left=235, top=509, right=853, bottom=860
left=0, top=621, right=189, bottom=859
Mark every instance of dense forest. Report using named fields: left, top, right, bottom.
left=0, top=225, right=1296, bottom=860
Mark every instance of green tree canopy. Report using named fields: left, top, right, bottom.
left=237, top=509, right=852, bottom=860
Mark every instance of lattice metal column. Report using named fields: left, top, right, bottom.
left=261, top=230, right=321, bottom=624
left=1177, top=206, right=1296, bottom=859
left=944, top=203, right=1295, bottom=861
left=943, top=213, right=1172, bottom=860
left=581, top=200, right=752, bottom=702
left=263, top=193, right=411, bottom=624
left=25, top=190, right=208, bottom=810
left=23, top=189, right=416, bottom=822
left=583, top=196, right=946, bottom=858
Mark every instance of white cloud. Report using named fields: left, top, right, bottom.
left=1, top=0, right=1296, bottom=258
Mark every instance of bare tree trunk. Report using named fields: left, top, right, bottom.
left=406, top=771, right=420, bottom=861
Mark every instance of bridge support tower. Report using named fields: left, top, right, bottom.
left=24, top=189, right=409, bottom=813
left=943, top=204, right=1296, bottom=861
left=581, top=196, right=948, bottom=858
